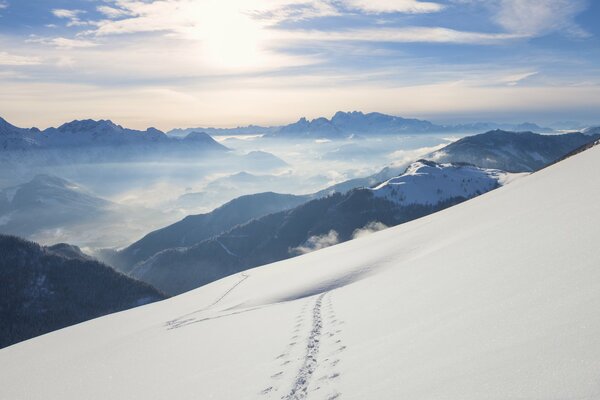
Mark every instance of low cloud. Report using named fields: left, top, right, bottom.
left=290, top=230, right=339, bottom=255
left=387, top=143, right=447, bottom=166
left=352, top=221, right=388, bottom=239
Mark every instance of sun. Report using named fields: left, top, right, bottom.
left=185, top=1, right=267, bottom=70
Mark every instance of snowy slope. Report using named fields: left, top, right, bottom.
left=1, top=145, right=600, bottom=400
left=371, top=160, right=524, bottom=206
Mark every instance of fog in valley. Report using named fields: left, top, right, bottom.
left=0, top=132, right=459, bottom=251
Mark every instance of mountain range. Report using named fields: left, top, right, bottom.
left=116, top=161, right=519, bottom=295
left=104, top=192, right=309, bottom=272
left=168, top=111, right=556, bottom=139
left=0, top=117, right=228, bottom=151
left=104, top=129, right=600, bottom=295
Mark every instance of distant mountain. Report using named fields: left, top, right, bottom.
left=331, top=111, right=440, bottom=134
left=427, top=130, right=600, bottom=172
left=167, top=111, right=555, bottom=140
left=175, top=168, right=295, bottom=213
left=268, top=112, right=440, bottom=139
left=266, top=112, right=556, bottom=139
left=168, top=125, right=278, bottom=137
left=106, top=192, right=309, bottom=273
left=449, top=121, right=553, bottom=133
left=274, top=117, right=345, bottom=139
left=0, top=174, right=113, bottom=238
left=239, top=151, right=288, bottom=170
left=180, top=131, right=231, bottom=151
left=0, top=174, right=171, bottom=249
left=0, top=117, right=229, bottom=154
left=126, top=161, right=516, bottom=295
left=0, top=117, right=43, bottom=151
left=0, top=234, right=165, bottom=348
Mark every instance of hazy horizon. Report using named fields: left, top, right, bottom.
left=2, top=109, right=597, bottom=132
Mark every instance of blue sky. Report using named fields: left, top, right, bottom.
left=0, top=0, right=599, bottom=129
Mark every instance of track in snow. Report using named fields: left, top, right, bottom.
left=285, top=292, right=326, bottom=399
left=261, top=291, right=345, bottom=400
left=207, top=273, right=249, bottom=308
left=165, top=273, right=250, bottom=330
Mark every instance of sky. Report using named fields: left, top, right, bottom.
left=0, top=0, right=599, bottom=130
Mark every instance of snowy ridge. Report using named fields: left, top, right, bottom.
left=0, top=117, right=229, bottom=151
left=371, top=160, right=526, bottom=206
left=1, top=146, right=600, bottom=399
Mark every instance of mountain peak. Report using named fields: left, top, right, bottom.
left=0, top=117, right=23, bottom=134
left=57, top=119, right=121, bottom=133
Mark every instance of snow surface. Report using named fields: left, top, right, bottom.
left=371, top=161, right=526, bottom=206
left=1, top=146, right=600, bottom=400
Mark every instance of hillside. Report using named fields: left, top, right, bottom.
left=125, top=162, right=518, bottom=295
left=428, top=129, right=598, bottom=172
left=0, top=133, right=597, bottom=400
left=110, top=192, right=308, bottom=272
left=0, top=235, right=165, bottom=349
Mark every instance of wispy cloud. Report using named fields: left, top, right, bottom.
left=0, top=51, right=40, bottom=66
left=0, top=1, right=8, bottom=10
left=501, top=71, right=538, bottom=86
left=96, top=5, right=132, bottom=19
left=52, top=9, right=83, bottom=19
left=345, top=0, right=443, bottom=14
left=52, top=8, right=90, bottom=27
left=483, top=0, right=590, bottom=38
left=284, top=26, right=525, bottom=44
left=26, top=37, right=98, bottom=49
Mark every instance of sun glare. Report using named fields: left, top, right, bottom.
left=185, top=1, right=266, bottom=70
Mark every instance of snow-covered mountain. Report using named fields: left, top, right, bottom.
left=0, top=117, right=229, bottom=152
left=1, top=134, right=598, bottom=400
left=115, top=161, right=520, bottom=295
left=371, top=160, right=523, bottom=206
left=0, top=117, right=43, bottom=150
left=315, top=129, right=592, bottom=198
